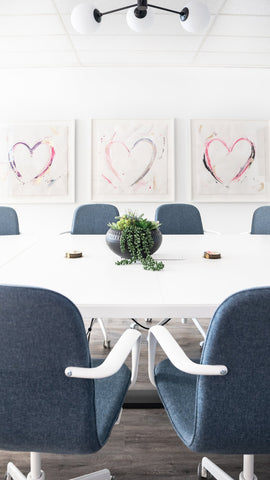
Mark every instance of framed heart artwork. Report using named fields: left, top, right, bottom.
left=0, top=121, right=75, bottom=203
left=190, top=119, right=269, bottom=202
left=91, top=119, right=175, bottom=201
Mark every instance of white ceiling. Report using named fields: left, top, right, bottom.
left=0, top=0, right=270, bottom=68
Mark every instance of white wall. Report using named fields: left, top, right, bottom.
left=1, top=65, right=270, bottom=234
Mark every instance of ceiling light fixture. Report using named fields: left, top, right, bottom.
left=71, top=0, right=210, bottom=34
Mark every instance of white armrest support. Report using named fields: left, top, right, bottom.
left=147, top=325, right=228, bottom=387
left=65, top=329, right=141, bottom=388
left=204, top=229, right=221, bottom=235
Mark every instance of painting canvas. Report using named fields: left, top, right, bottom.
left=91, top=119, right=174, bottom=201
left=0, top=121, right=75, bottom=203
left=190, top=119, right=269, bottom=202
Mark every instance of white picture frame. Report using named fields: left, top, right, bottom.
left=190, top=119, right=269, bottom=202
left=91, top=118, right=175, bottom=202
left=0, top=121, right=75, bottom=203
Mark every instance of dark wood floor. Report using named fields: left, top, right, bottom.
left=0, top=319, right=269, bottom=480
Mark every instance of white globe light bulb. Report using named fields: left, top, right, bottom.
left=71, top=2, right=100, bottom=34
left=126, top=7, right=154, bottom=33
left=180, top=0, right=210, bottom=33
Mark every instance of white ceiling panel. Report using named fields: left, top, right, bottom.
left=0, top=15, right=66, bottom=36
left=201, top=36, right=270, bottom=53
left=0, top=51, right=79, bottom=68
left=210, top=15, right=270, bottom=37
left=0, top=35, right=72, bottom=52
left=0, top=0, right=55, bottom=15
left=78, top=49, right=195, bottom=66
left=71, top=34, right=203, bottom=52
left=221, top=0, right=270, bottom=16
left=194, top=51, right=270, bottom=67
left=0, top=0, right=269, bottom=69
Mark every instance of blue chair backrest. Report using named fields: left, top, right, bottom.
left=71, top=204, right=119, bottom=234
left=0, top=285, right=100, bottom=454
left=0, top=207, right=19, bottom=235
left=251, top=206, right=270, bottom=234
left=155, top=204, right=204, bottom=234
left=193, top=287, right=270, bottom=454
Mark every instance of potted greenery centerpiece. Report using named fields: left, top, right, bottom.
left=106, top=211, right=164, bottom=271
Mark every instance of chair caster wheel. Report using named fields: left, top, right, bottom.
left=103, top=340, right=111, bottom=349
left=197, top=462, right=214, bottom=479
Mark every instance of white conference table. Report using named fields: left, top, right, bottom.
left=0, top=234, right=37, bottom=268
left=0, top=233, right=269, bottom=320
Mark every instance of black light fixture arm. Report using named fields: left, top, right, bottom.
left=148, top=4, right=189, bottom=21
left=94, top=1, right=189, bottom=23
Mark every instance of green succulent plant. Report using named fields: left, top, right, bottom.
left=108, top=211, right=164, bottom=271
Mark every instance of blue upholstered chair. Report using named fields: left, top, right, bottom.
left=71, top=204, right=119, bottom=235
left=0, top=285, right=141, bottom=480
left=71, top=204, right=120, bottom=348
left=148, top=287, right=270, bottom=480
left=154, top=203, right=208, bottom=343
left=251, top=206, right=270, bottom=234
left=155, top=203, right=204, bottom=235
left=0, top=206, right=19, bottom=235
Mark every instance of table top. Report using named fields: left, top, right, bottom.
left=0, top=234, right=37, bottom=268
left=0, top=233, right=269, bottom=319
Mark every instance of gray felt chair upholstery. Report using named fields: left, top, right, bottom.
left=71, top=204, right=119, bottom=235
left=0, top=206, right=19, bottom=235
left=154, top=287, right=270, bottom=455
left=0, top=285, right=131, bottom=455
left=251, top=206, right=270, bottom=234
left=155, top=203, right=204, bottom=235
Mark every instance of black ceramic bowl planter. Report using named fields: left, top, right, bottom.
left=105, top=212, right=164, bottom=271
left=106, top=227, right=162, bottom=259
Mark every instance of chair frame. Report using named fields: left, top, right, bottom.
left=148, top=325, right=258, bottom=480
left=5, top=329, right=141, bottom=480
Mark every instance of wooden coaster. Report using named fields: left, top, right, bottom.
left=203, top=251, right=221, bottom=259
left=65, top=250, right=83, bottom=259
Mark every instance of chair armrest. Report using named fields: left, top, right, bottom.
left=147, top=325, right=228, bottom=387
left=65, top=328, right=141, bottom=388
left=204, top=229, right=221, bottom=235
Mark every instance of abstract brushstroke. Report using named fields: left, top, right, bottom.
left=203, top=137, right=255, bottom=184
left=8, top=138, right=55, bottom=184
left=104, top=135, right=157, bottom=188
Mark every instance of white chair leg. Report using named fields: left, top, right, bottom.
left=69, top=469, right=111, bottom=480
left=6, top=455, right=111, bottom=480
left=6, top=462, right=27, bottom=480
left=239, top=455, right=257, bottom=480
left=96, top=318, right=111, bottom=349
left=201, top=457, right=233, bottom=480
left=191, top=318, right=207, bottom=340
left=6, top=453, right=45, bottom=480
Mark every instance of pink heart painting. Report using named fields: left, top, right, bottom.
left=102, top=135, right=157, bottom=190
left=203, top=137, right=255, bottom=185
left=8, top=139, right=55, bottom=184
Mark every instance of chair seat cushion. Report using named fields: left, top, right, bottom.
left=155, top=359, right=198, bottom=447
left=92, top=359, right=131, bottom=446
